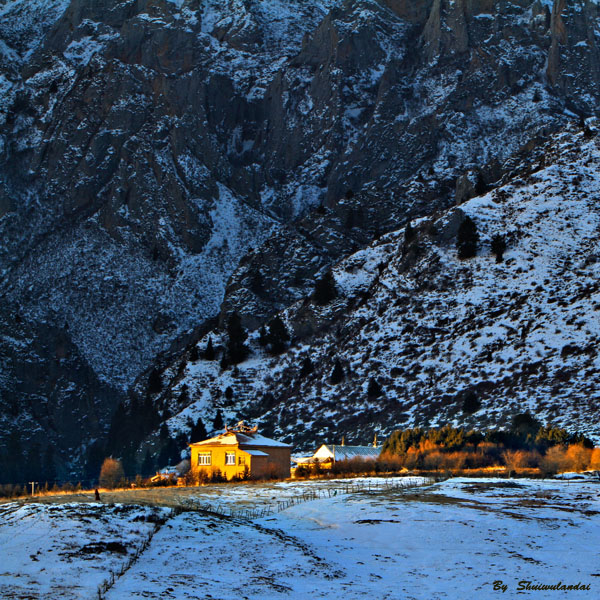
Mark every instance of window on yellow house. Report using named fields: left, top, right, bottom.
left=198, top=452, right=211, bottom=466
left=225, top=452, right=236, bottom=465
left=238, top=455, right=245, bottom=466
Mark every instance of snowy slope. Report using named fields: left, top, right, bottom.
left=171, top=125, right=600, bottom=446
left=0, top=502, right=170, bottom=599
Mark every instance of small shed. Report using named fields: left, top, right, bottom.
left=294, top=441, right=380, bottom=469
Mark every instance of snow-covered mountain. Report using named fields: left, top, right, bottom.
left=2, top=0, right=600, bottom=476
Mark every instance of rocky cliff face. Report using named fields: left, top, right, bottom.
left=1, top=0, right=600, bottom=477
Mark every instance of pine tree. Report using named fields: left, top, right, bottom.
left=258, top=325, right=268, bottom=347
left=189, top=344, right=200, bottom=362
left=145, top=395, right=161, bottom=430
left=313, top=271, right=337, bottom=305
left=266, top=316, right=290, bottom=354
left=226, top=312, right=248, bottom=364
left=7, top=431, right=23, bottom=484
left=405, top=221, right=416, bottom=243
left=475, top=174, right=488, bottom=196
left=127, top=396, right=144, bottom=444
left=299, top=356, right=313, bottom=378
left=190, top=417, right=207, bottom=443
left=43, top=444, right=56, bottom=484
left=457, top=215, right=479, bottom=259
left=490, top=234, right=507, bottom=263
left=157, top=440, right=174, bottom=469
left=84, top=441, right=105, bottom=482
left=330, top=359, right=344, bottom=384
left=141, top=450, right=155, bottom=476
left=175, top=431, right=189, bottom=449
left=344, top=209, right=355, bottom=230
left=204, top=337, right=215, bottom=360
left=106, top=401, right=128, bottom=454
left=462, top=392, right=481, bottom=414
left=510, top=412, right=541, bottom=446
left=120, top=446, right=137, bottom=478
left=24, top=442, right=42, bottom=483
left=213, top=409, right=224, bottom=431
left=367, top=377, right=382, bottom=399
left=148, top=368, right=162, bottom=394
left=179, top=387, right=190, bottom=405
left=159, top=422, right=169, bottom=441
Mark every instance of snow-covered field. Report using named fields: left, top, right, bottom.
left=0, top=502, right=170, bottom=599
left=1, top=477, right=598, bottom=599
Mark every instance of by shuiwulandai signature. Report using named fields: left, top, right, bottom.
left=493, top=580, right=592, bottom=593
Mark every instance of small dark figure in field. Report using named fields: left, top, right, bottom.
left=94, top=489, right=101, bottom=501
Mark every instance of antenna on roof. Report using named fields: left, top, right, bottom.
left=373, top=433, right=377, bottom=448
left=226, top=420, right=258, bottom=434
left=341, top=435, right=345, bottom=446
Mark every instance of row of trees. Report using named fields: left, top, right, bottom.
left=197, top=313, right=293, bottom=369
left=188, top=267, right=338, bottom=369
left=84, top=405, right=212, bottom=483
left=382, top=416, right=593, bottom=455
left=379, top=417, right=596, bottom=475
left=0, top=433, right=56, bottom=485
left=377, top=439, right=599, bottom=475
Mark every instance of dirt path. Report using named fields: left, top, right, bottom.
left=1, top=487, right=213, bottom=509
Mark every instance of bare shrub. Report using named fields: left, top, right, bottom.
left=294, top=464, right=311, bottom=479
left=589, top=448, right=600, bottom=470
left=503, top=450, right=529, bottom=475
left=443, top=451, right=467, bottom=470
left=197, top=469, right=210, bottom=484
left=210, top=468, right=225, bottom=483
left=404, top=447, right=422, bottom=470
left=423, top=451, right=444, bottom=471
left=565, top=444, right=591, bottom=472
left=99, top=458, right=125, bottom=489
left=540, top=446, right=568, bottom=475
left=375, top=453, right=404, bottom=473
left=331, top=457, right=376, bottom=476
left=182, top=470, right=199, bottom=486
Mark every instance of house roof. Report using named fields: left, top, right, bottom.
left=294, top=445, right=381, bottom=464
left=332, top=445, right=380, bottom=461
left=190, top=431, right=291, bottom=449
left=304, top=444, right=381, bottom=462
left=313, top=444, right=334, bottom=459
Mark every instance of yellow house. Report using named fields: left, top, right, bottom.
left=189, top=422, right=291, bottom=480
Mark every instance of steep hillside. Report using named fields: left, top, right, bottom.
left=3, top=0, right=600, bottom=475
left=168, top=124, right=600, bottom=449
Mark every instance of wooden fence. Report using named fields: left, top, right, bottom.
left=178, top=476, right=436, bottom=521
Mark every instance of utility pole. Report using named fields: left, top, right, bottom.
left=29, top=481, right=37, bottom=496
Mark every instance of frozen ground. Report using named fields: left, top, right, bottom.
left=0, top=478, right=598, bottom=599
left=0, top=502, right=170, bottom=600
